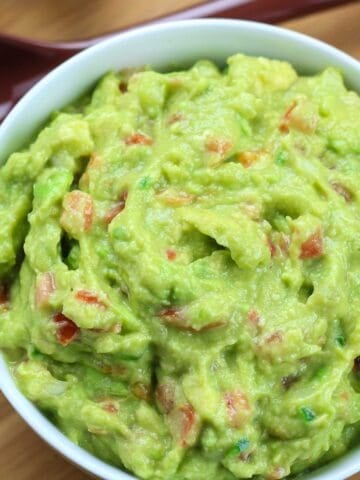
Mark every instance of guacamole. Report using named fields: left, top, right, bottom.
left=0, top=54, right=359, bottom=480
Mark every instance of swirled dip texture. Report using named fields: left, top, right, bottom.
left=0, top=55, right=359, bottom=480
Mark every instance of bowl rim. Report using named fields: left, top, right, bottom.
left=0, top=17, right=359, bottom=480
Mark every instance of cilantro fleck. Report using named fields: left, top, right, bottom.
left=313, top=366, right=327, bottom=380
left=236, top=438, right=250, bottom=453
left=336, top=335, right=346, bottom=347
left=228, top=438, right=250, bottom=456
left=300, top=407, right=316, bottom=422
left=275, top=151, right=287, bottom=166
left=111, top=226, right=127, bottom=240
left=139, top=176, right=151, bottom=189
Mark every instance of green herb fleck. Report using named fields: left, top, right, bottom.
left=336, top=335, right=346, bottom=347
left=228, top=438, right=250, bottom=456
left=275, top=151, right=287, bottom=166
left=313, top=365, right=327, bottom=380
left=236, top=438, right=250, bottom=452
left=111, top=226, right=127, bottom=240
left=139, top=176, right=151, bottom=189
left=300, top=407, right=316, bottom=422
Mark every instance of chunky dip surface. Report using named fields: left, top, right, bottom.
left=0, top=54, right=359, bottom=480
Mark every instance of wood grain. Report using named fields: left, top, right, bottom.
left=0, top=1, right=360, bottom=479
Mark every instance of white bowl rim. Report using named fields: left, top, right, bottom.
left=0, top=17, right=359, bottom=480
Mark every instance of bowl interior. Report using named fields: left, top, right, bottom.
left=0, top=19, right=359, bottom=480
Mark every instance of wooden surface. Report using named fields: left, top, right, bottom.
left=1, top=1, right=360, bottom=479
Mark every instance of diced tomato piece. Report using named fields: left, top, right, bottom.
left=61, top=190, right=94, bottom=234
left=340, top=391, right=349, bottom=401
left=124, top=133, right=153, bottom=146
left=53, top=312, right=80, bottom=346
left=299, top=230, right=324, bottom=259
left=157, top=191, right=194, bottom=206
left=156, top=384, right=175, bottom=414
left=75, top=290, right=107, bottom=309
left=199, top=321, right=227, bottom=332
left=279, top=234, right=290, bottom=255
left=159, top=307, right=189, bottom=330
left=206, top=138, right=232, bottom=157
left=132, top=382, right=151, bottom=402
left=237, top=151, right=259, bottom=168
left=101, top=400, right=119, bottom=414
left=265, top=331, right=283, bottom=344
left=331, top=182, right=352, bottom=202
left=179, top=404, right=196, bottom=447
left=267, top=466, right=287, bottom=480
left=159, top=307, right=182, bottom=321
left=159, top=307, right=226, bottom=333
left=279, top=101, right=317, bottom=134
left=225, top=391, right=251, bottom=428
left=104, top=191, right=128, bottom=224
left=166, top=249, right=177, bottom=261
left=279, top=102, right=297, bottom=133
left=267, top=236, right=277, bottom=257
left=168, top=113, right=184, bottom=125
left=36, top=272, right=56, bottom=308
left=247, top=309, right=261, bottom=328
left=100, top=363, right=127, bottom=377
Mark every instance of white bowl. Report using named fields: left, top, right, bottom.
left=0, top=19, right=359, bottom=480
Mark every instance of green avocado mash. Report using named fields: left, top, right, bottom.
left=0, top=54, right=360, bottom=480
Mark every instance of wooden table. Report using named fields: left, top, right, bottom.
left=0, top=2, right=359, bottom=479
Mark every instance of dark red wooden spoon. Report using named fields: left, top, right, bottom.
left=0, top=0, right=355, bottom=122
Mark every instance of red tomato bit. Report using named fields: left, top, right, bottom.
left=247, top=309, right=261, bottom=328
left=179, top=404, right=196, bottom=447
left=124, top=133, right=153, bottom=146
left=36, top=272, right=56, bottom=308
left=279, top=234, right=290, bottom=255
left=75, top=290, right=107, bottom=309
left=156, top=384, right=175, bottom=414
left=102, top=401, right=119, bottom=414
left=132, top=382, right=151, bottom=402
left=168, top=113, right=184, bottom=125
left=53, top=312, right=80, bottom=346
left=299, top=229, right=324, bottom=259
left=266, top=236, right=277, bottom=257
left=330, top=182, right=352, bottom=202
left=159, top=307, right=226, bottom=332
left=206, top=138, right=232, bottom=157
left=237, top=151, right=260, bottom=168
left=61, top=190, right=94, bottom=233
left=225, top=391, right=251, bottom=428
left=279, top=102, right=297, bottom=133
left=265, top=331, right=283, bottom=344
left=166, top=249, right=177, bottom=261
left=104, top=191, right=128, bottom=224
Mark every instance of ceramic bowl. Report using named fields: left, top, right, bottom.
left=0, top=19, right=359, bottom=480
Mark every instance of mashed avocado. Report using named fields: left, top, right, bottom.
left=0, top=54, right=360, bottom=479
